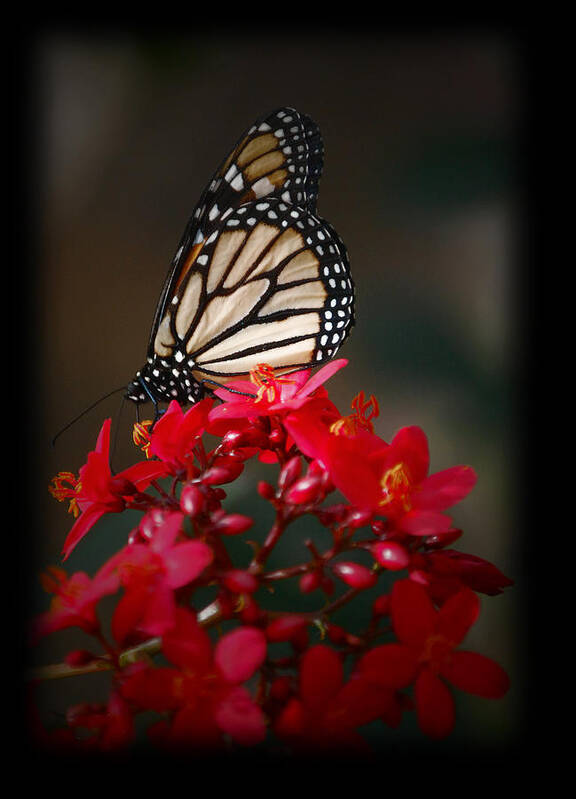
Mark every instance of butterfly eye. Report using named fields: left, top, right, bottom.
left=126, top=107, right=354, bottom=407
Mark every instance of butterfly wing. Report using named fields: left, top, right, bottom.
left=147, top=108, right=324, bottom=355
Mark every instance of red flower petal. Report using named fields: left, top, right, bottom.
left=300, top=645, right=343, bottom=711
left=112, top=581, right=151, bottom=645
left=215, top=626, right=267, bottom=684
left=414, top=668, right=455, bottom=739
left=332, top=676, right=396, bottom=727
left=139, top=583, right=176, bottom=637
left=150, top=511, right=184, bottom=552
left=440, top=650, right=510, bottom=698
left=163, top=540, right=213, bottom=588
left=413, top=466, right=477, bottom=511
left=294, top=358, right=348, bottom=399
left=214, top=685, right=267, bottom=746
left=391, top=579, right=436, bottom=646
left=274, top=697, right=305, bottom=739
left=397, top=509, right=454, bottom=536
left=162, top=607, right=212, bottom=672
left=386, top=426, right=430, bottom=484
left=321, top=435, right=384, bottom=510
left=436, top=587, right=480, bottom=643
left=122, top=459, right=170, bottom=489
left=358, top=643, right=419, bottom=688
left=62, top=506, right=107, bottom=560
left=94, top=417, right=111, bottom=455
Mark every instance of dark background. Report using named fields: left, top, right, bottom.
left=20, top=29, right=524, bottom=757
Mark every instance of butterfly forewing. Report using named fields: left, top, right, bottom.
left=128, top=108, right=353, bottom=406
left=147, top=108, right=324, bottom=352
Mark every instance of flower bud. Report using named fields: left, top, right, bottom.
left=64, top=649, right=99, bottom=667
left=139, top=509, right=165, bottom=540
left=284, top=475, right=323, bottom=506
left=346, top=508, right=373, bottom=529
left=180, top=483, right=205, bottom=517
left=202, top=460, right=244, bottom=485
left=307, top=459, right=326, bottom=479
left=372, top=594, right=391, bottom=617
left=222, top=569, right=259, bottom=594
left=278, top=455, right=302, bottom=492
left=316, top=503, right=348, bottom=526
left=257, top=480, right=276, bottom=500
left=372, top=540, right=411, bottom=571
left=220, top=430, right=246, bottom=450
left=268, top=427, right=286, bottom=448
left=223, top=428, right=271, bottom=451
left=299, top=571, right=322, bottom=594
left=215, top=591, right=236, bottom=620
left=213, top=513, right=253, bottom=536
left=239, top=595, right=263, bottom=625
left=266, top=614, right=308, bottom=642
left=423, top=528, right=463, bottom=550
left=331, top=561, right=377, bottom=589
left=371, top=519, right=389, bottom=536
left=326, top=623, right=347, bottom=645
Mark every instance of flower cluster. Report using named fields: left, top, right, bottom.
left=34, top=360, right=513, bottom=752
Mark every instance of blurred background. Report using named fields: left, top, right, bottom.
left=25, top=30, right=522, bottom=757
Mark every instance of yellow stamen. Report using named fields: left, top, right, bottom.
left=379, top=462, right=412, bottom=511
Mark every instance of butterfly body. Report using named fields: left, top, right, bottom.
left=126, top=108, right=354, bottom=406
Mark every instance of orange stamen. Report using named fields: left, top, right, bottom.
left=330, top=391, right=380, bottom=436
left=250, top=363, right=295, bottom=404
left=133, top=420, right=153, bottom=458
left=379, top=462, right=412, bottom=512
left=49, top=472, right=81, bottom=518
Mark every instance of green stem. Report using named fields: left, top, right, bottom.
left=28, top=599, right=222, bottom=682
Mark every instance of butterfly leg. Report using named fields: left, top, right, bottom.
left=137, top=375, right=166, bottom=422
left=199, top=378, right=256, bottom=399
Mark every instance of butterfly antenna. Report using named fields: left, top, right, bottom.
left=51, top=385, right=127, bottom=447
left=110, top=392, right=129, bottom=474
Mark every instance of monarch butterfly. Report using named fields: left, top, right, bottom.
left=126, top=107, right=355, bottom=409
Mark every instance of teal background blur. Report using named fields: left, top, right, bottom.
left=28, top=31, right=522, bottom=757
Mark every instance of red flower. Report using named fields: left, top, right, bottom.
left=146, top=398, right=214, bottom=473
left=358, top=579, right=509, bottom=739
left=34, top=563, right=121, bottom=639
left=104, top=511, right=213, bottom=644
left=121, top=608, right=267, bottom=747
left=284, top=392, right=391, bottom=506
left=208, top=360, right=346, bottom=433
left=373, top=427, right=476, bottom=535
left=50, top=419, right=168, bottom=559
left=286, top=411, right=476, bottom=535
left=274, top=644, right=397, bottom=752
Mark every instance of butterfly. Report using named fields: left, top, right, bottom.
left=126, top=107, right=355, bottom=409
